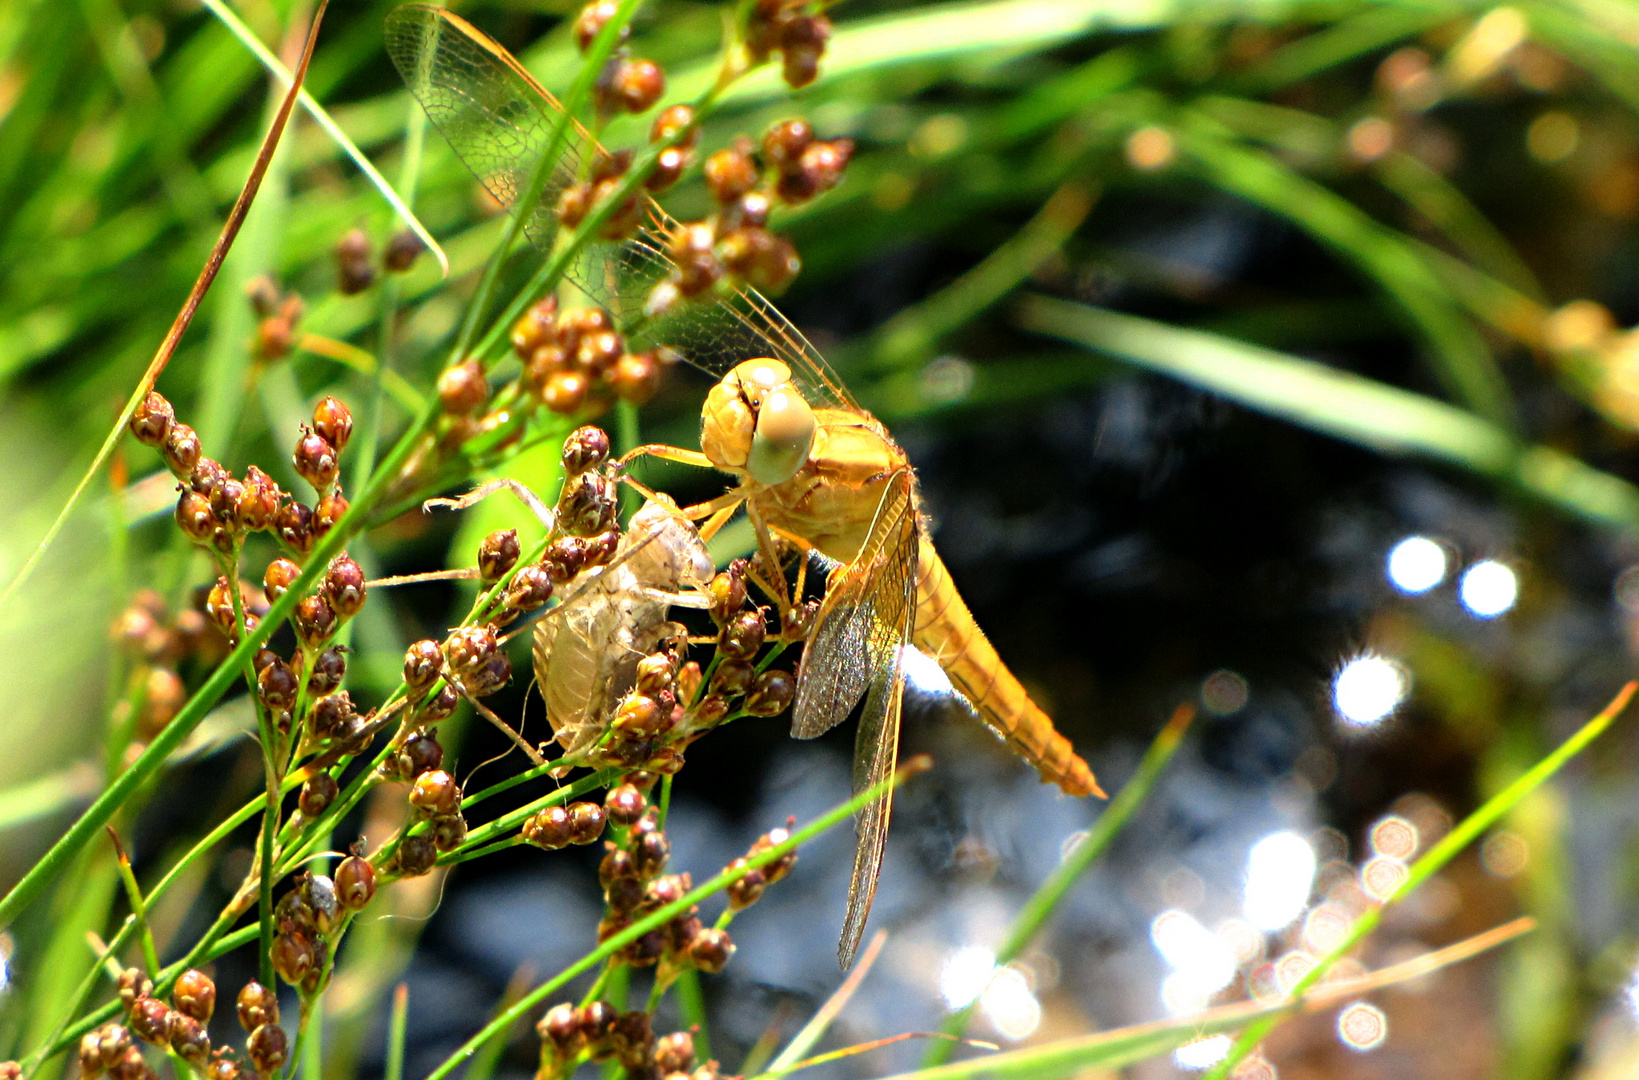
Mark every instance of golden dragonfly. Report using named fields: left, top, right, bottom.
left=386, top=3, right=1102, bottom=966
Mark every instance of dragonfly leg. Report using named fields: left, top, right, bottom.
left=697, top=504, right=737, bottom=543
left=681, top=488, right=747, bottom=523
left=745, top=502, right=794, bottom=609
left=617, top=443, right=715, bottom=471
left=425, top=478, right=555, bottom=529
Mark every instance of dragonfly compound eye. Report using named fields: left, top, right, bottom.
left=748, top=388, right=815, bottom=485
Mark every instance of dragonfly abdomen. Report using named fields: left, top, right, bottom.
left=912, top=547, right=1104, bottom=798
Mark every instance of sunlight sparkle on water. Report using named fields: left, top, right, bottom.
left=1459, top=560, right=1517, bottom=618
left=979, top=967, right=1042, bottom=1041
left=939, top=945, right=995, bottom=1009
left=1387, top=536, right=1446, bottom=594
left=1174, top=1036, right=1232, bottom=1070
left=1332, top=655, right=1406, bottom=728
left=1243, top=831, right=1317, bottom=931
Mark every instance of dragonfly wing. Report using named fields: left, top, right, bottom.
left=384, top=4, right=582, bottom=251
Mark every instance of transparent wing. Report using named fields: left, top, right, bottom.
left=384, top=3, right=858, bottom=411
left=385, top=4, right=582, bottom=251
left=786, top=469, right=918, bottom=967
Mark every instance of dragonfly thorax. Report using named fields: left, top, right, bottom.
left=700, top=358, right=816, bottom=486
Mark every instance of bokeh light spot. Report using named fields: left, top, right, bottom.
left=1333, top=655, right=1406, bottom=728
left=1527, top=110, right=1579, bottom=163
left=1387, top=536, right=1447, bottom=594
left=1337, top=1001, right=1388, bottom=1050
left=979, top=967, right=1041, bottom=1041
left=1243, top=832, right=1317, bottom=931
left=1459, top=560, right=1518, bottom=618
left=1201, top=669, right=1250, bottom=716
left=1174, top=1036, right=1232, bottom=1070
left=1481, top=830, right=1529, bottom=877
left=939, top=945, right=995, bottom=1009
left=1361, top=856, right=1410, bottom=902
left=1370, top=815, right=1420, bottom=860
left=1126, top=125, right=1175, bottom=171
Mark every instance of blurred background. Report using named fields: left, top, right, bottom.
left=4, top=0, right=1639, bottom=1078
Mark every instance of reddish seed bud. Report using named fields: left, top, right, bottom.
left=335, top=855, right=377, bottom=910
left=746, top=669, right=796, bottom=716
left=403, top=639, right=443, bottom=692
left=555, top=183, right=591, bottom=230
left=687, top=927, right=734, bottom=972
left=420, top=683, right=459, bottom=723
left=257, top=658, right=298, bottom=711
left=635, top=828, right=670, bottom=877
left=611, top=1010, right=654, bottom=1068
left=335, top=229, right=374, bottom=295
left=762, top=118, right=814, bottom=172
left=303, top=873, right=341, bottom=934
left=511, top=297, right=559, bottom=359
left=600, top=848, right=638, bottom=887
left=130, top=392, right=175, bottom=447
left=169, top=1014, right=210, bottom=1065
left=726, top=859, right=766, bottom=909
left=568, top=801, right=606, bottom=844
left=538, top=1002, right=585, bottom=1057
left=271, top=923, right=315, bottom=985
left=322, top=555, right=366, bottom=618
left=129, top=998, right=173, bottom=1046
left=651, top=104, right=697, bottom=147
left=294, top=594, right=337, bottom=648
left=614, top=58, right=665, bottom=113
left=561, top=426, right=610, bottom=476
left=162, top=422, right=202, bottom=478
left=314, top=491, right=349, bottom=537
left=396, top=731, right=444, bottom=778
left=750, top=826, right=797, bottom=882
left=580, top=1001, right=619, bottom=1054
left=293, top=430, right=338, bottom=491
left=478, top=529, right=520, bottom=582
left=614, top=694, right=667, bottom=737
left=107, top=1045, right=144, bottom=1080
left=395, top=834, right=438, bottom=877
left=117, top=967, right=151, bottom=1009
left=384, top=229, right=424, bottom=272
left=239, top=466, right=281, bottom=531
left=704, top=143, right=758, bottom=204
left=175, top=489, right=218, bottom=544
left=309, top=692, right=355, bottom=739
left=189, top=456, right=227, bottom=497
left=708, top=563, right=747, bottom=623
left=444, top=626, right=498, bottom=676
left=276, top=500, right=315, bottom=555
left=604, top=783, right=646, bottom=826
left=430, top=814, right=467, bottom=852
left=437, top=361, right=488, bottom=415
left=560, top=473, right=617, bottom=537
left=524, top=806, right=575, bottom=850
left=708, top=660, right=755, bottom=699
left=207, top=1053, right=242, bottom=1080
left=78, top=1032, right=105, bottom=1077
left=612, top=351, right=663, bottom=405
left=573, top=0, right=626, bottom=51
left=635, top=654, right=675, bottom=697
left=307, top=646, right=346, bottom=696
left=236, top=982, right=278, bottom=1033
left=655, top=1032, right=695, bottom=1074
left=719, top=609, right=765, bottom=661
left=410, top=770, right=461, bottom=818
left=313, top=396, right=353, bottom=452
left=298, top=772, right=338, bottom=817
left=247, top=1022, right=288, bottom=1076
left=542, top=370, right=589, bottom=415
left=506, top=565, right=555, bottom=612
left=647, top=145, right=688, bottom=191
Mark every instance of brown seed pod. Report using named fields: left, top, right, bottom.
left=634, top=654, right=675, bottom=698
left=307, top=646, right=347, bottom=696
left=762, top=118, right=814, bottom=173
left=600, top=847, right=639, bottom=886
left=107, top=1045, right=146, bottom=1080
left=189, top=457, right=228, bottom=498
left=247, top=1022, right=288, bottom=1076
left=396, top=731, right=445, bottom=779
left=162, top=422, right=202, bottom=479
left=614, top=694, right=667, bottom=738
left=335, top=229, right=375, bottom=295
left=704, top=142, right=759, bottom=204
left=236, top=981, right=278, bottom=1033
left=314, top=491, right=349, bottom=537
left=779, top=14, right=830, bottom=89
left=116, top=968, right=151, bottom=1010
left=293, top=430, right=339, bottom=491
left=611, top=1010, right=654, bottom=1068
left=238, top=466, right=281, bottom=531
left=383, top=229, right=425, bottom=272
left=574, top=328, right=624, bottom=376
left=322, top=555, right=366, bottom=619
left=298, top=772, right=338, bottom=818
left=708, top=660, right=755, bottom=699
left=726, top=859, right=766, bottom=909
left=304, top=873, right=342, bottom=934
left=650, top=104, right=698, bottom=148
left=634, top=827, right=670, bottom=877
left=130, top=392, right=175, bottom=447
left=613, top=58, right=665, bottom=113
left=394, top=834, right=438, bottom=877
left=275, top=500, right=315, bottom=555
left=174, top=488, right=218, bottom=545
left=655, top=1032, right=695, bottom=1074
left=293, top=594, right=338, bottom=648
left=746, top=669, right=796, bottom=716
left=206, top=1052, right=242, bottom=1080
left=567, top=801, right=607, bottom=844
left=718, top=609, right=766, bottom=661
left=168, top=1013, right=211, bottom=1065
left=129, top=997, right=173, bottom=1047
left=646, top=145, right=689, bottom=192
left=335, top=854, right=377, bottom=910
left=410, top=770, right=462, bottom=818
left=478, top=529, right=520, bottom=582
left=505, top=565, right=555, bottom=613
left=271, top=923, right=315, bottom=985
left=78, top=1031, right=106, bottom=1077
left=403, top=639, right=443, bottom=692
left=538, top=1002, right=585, bottom=1057
left=523, top=805, right=575, bottom=850
left=579, top=1000, right=620, bottom=1057
left=542, top=370, right=590, bottom=414
left=255, top=658, right=298, bottom=712
left=419, top=683, right=459, bottom=723
left=573, top=0, right=627, bottom=51
left=605, top=873, right=644, bottom=915
left=309, top=692, right=356, bottom=739
left=313, top=396, right=353, bottom=452
left=431, top=814, right=468, bottom=852
left=443, top=625, right=499, bottom=680
left=686, top=927, right=734, bottom=973
left=510, top=297, right=559, bottom=359
left=749, top=826, right=797, bottom=882
left=611, top=351, right=663, bottom=405
left=708, top=563, right=748, bottom=624
left=437, top=360, right=489, bottom=415
left=604, top=783, right=647, bottom=826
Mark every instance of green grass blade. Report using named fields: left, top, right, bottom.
left=1203, top=681, right=1637, bottom=1079
left=198, top=0, right=449, bottom=278
left=923, top=704, right=1195, bottom=1066
left=1017, top=298, right=1639, bottom=531
left=385, top=984, right=409, bottom=1080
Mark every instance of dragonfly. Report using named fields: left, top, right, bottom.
left=386, top=3, right=1102, bottom=966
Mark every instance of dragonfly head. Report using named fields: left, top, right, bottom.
left=701, top=359, right=816, bottom=486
